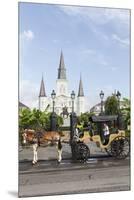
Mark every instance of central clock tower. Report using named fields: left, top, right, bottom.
left=56, top=51, right=68, bottom=96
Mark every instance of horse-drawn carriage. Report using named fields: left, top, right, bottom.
left=21, top=114, right=130, bottom=165
left=71, top=115, right=130, bottom=162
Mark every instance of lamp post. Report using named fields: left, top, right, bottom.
left=50, top=90, right=57, bottom=131
left=116, top=90, right=122, bottom=129
left=70, top=90, right=77, bottom=159
left=71, top=90, right=75, bottom=113
left=51, top=89, right=56, bottom=113
left=99, top=90, right=104, bottom=115
left=116, top=90, right=121, bottom=112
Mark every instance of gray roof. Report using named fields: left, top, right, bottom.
left=78, top=76, right=84, bottom=97
left=19, top=102, right=29, bottom=109
left=58, top=51, right=66, bottom=79
left=91, top=115, right=118, bottom=122
left=39, top=77, right=47, bottom=97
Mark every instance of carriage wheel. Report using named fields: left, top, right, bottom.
left=105, top=145, right=112, bottom=156
left=106, top=136, right=130, bottom=159
left=76, top=143, right=90, bottom=162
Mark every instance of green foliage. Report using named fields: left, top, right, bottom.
left=19, top=108, right=32, bottom=129
left=19, top=108, right=63, bottom=132
left=78, top=112, right=95, bottom=127
left=105, top=95, right=119, bottom=115
left=121, top=98, right=130, bottom=130
left=104, top=96, right=130, bottom=134
left=56, top=115, right=63, bottom=128
left=125, top=129, right=130, bottom=137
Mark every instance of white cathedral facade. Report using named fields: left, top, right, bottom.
left=38, top=51, right=85, bottom=116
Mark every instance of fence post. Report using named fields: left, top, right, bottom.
left=70, top=112, right=77, bottom=159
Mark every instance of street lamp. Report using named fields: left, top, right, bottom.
left=71, top=90, right=75, bottom=113
left=70, top=90, right=77, bottom=159
left=51, top=89, right=56, bottom=113
left=116, top=90, right=122, bottom=129
left=50, top=90, right=56, bottom=131
left=99, top=90, right=104, bottom=115
left=116, top=90, right=121, bottom=110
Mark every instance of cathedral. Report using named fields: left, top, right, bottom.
left=38, top=51, right=85, bottom=116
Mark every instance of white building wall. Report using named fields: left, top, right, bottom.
left=39, top=95, right=85, bottom=116
left=39, top=97, right=51, bottom=112
left=56, top=79, right=68, bottom=96
left=39, top=77, right=85, bottom=115
left=77, top=96, right=85, bottom=115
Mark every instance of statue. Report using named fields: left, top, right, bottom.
left=60, top=106, right=69, bottom=119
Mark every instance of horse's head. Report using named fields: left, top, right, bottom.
left=22, top=131, right=27, bottom=144
left=22, top=129, right=35, bottom=144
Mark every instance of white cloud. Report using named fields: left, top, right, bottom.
left=53, top=39, right=59, bottom=43
left=104, top=9, right=130, bottom=25
left=59, top=6, right=129, bottom=48
left=95, top=85, right=115, bottom=98
left=97, top=54, right=108, bottom=66
left=59, top=6, right=129, bottom=25
left=81, top=48, right=96, bottom=55
left=112, top=34, right=129, bottom=47
left=21, top=30, right=35, bottom=41
left=19, top=80, right=38, bottom=109
left=110, top=66, right=118, bottom=71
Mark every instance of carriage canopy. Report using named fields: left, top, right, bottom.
left=90, top=115, right=118, bottom=123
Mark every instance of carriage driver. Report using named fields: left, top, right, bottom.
left=77, top=122, right=84, bottom=138
left=73, top=122, right=84, bottom=142
left=103, top=123, right=110, bottom=144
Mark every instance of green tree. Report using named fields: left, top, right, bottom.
left=105, top=95, right=119, bottom=115
left=121, top=98, right=130, bottom=131
left=19, top=108, right=32, bottom=130
left=78, top=112, right=95, bottom=127
left=29, top=108, right=42, bottom=130
left=19, top=108, right=32, bottom=143
left=40, top=112, right=51, bottom=130
left=56, top=115, right=63, bottom=128
left=19, top=108, right=63, bottom=132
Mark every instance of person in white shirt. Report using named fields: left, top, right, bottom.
left=103, top=123, right=110, bottom=144
left=103, top=123, right=110, bottom=136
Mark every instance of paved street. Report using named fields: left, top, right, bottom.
left=19, top=139, right=130, bottom=197
left=19, top=141, right=108, bottom=162
left=19, top=157, right=130, bottom=197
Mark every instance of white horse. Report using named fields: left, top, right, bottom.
left=22, top=129, right=62, bottom=165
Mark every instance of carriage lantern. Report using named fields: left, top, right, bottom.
left=99, top=90, right=104, bottom=115
left=71, top=90, right=75, bottom=113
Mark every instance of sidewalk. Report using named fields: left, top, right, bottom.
left=19, top=141, right=107, bottom=162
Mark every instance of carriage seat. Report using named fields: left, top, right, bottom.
left=103, top=133, right=110, bottom=145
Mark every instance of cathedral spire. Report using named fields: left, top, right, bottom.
left=39, top=76, right=47, bottom=97
left=58, top=50, right=66, bottom=79
left=78, top=75, right=84, bottom=97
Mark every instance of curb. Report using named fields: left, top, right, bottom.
left=19, top=154, right=110, bottom=163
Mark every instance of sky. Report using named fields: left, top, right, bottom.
left=19, top=2, right=130, bottom=110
